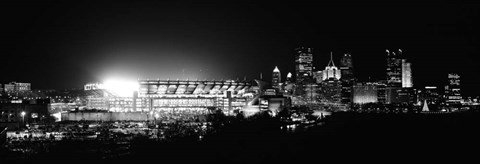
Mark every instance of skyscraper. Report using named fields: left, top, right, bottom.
left=340, top=53, right=354, bottom=106
left=445, top=73, right=461, bottom=106
left=401, top=59, right=413, bottom=88
left=386, top=49, right=403, bottom=87
left=272, top=66, right=281, bottom=89
left=294, top=47, right=314, bottom=84
left=322, top=52, right=341, bottom=81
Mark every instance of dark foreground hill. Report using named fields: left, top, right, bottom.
left=5, top=111, right=480, bottom=164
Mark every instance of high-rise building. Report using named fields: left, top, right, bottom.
left=272, top=66, right=281, bottom=89
left=322, top=52, right=341, bottom=81
left=353, top=82, right=378, bottom=104
left=402, top=59, right=413, bottom=88
left=340, top=53, right=354, bottom=105
left=445, top=73, right=461, bottom=106
left=386, top=49, right=403, bottom=87
left=294, top=47, right=314, bottom=84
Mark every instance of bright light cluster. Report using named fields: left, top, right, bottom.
left=103, top=79, right=139, bottom=97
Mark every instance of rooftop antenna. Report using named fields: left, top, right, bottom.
left=328, top=51, right=336, bottom=67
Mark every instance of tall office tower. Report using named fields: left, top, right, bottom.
left=386, top=49, right=403, bottom=87
left=322, top=52, right=341, bottom=80
left=272, top=66, right=281, bottom=89
left=445, top=73, right=461, bottom=106
left=402, top=59, right=413, bottom=88
left=295, top=47, right=314, bottom=84
left=340, top=53, right=354, bottom=105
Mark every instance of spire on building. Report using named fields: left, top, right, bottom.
left=422, top=100, right=429, bottom=112
left=327, top=51, right=336, bottom=67
left=273, top=66, right=280, bottom=72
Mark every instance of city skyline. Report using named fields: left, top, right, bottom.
left=1, top=0, right=479, bottom=96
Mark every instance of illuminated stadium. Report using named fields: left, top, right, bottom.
left=136, top=79, right=258, bottom=115
left=80, top=79, right=260, bottom=120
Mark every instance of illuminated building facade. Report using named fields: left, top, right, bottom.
left=402, top=59, right=413, bottom=88
left=340, top=53, right=354, bottom=105
left=385, top=49, right=406, bottom=104
left=322, top=52, right=341, bottom=81
left=3, top=82, right=31, bottom=92
left=445, top=73, right=461, bottom=106
left=386, top=49, right=403, bottom=87
left=272, top=66, right=281, bottom=90
left=353, top=83, right=378, bottom=104
left=304, top=83, right=320, bottom=104
left=138, top=79, right=258, bottom=116
left=375, top=82, right=387, bottom=104
left=294, top=47, right=314, bottom=84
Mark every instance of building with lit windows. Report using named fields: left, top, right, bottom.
left=375, top=81, right=387, bottom=104
left=340, top=53, right=354, bottom=106
left=294, top=47, right=314, bottom=84
left=3, top=82, right=31, bottom=92
left=353, top=83, right=378, bottom=104
left=319, top=78, right=342, bottom=105
left=445, top=73, right=461, bottom=107
left=402, top=59, right=413, bottom=88
left=322, top=52, right=341, bottom=81
left=386, top=49, right=403, bottom=87
left=137, top=79, right=259, bottom=116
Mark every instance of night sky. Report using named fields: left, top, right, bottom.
left=1, top=0, right=479, bottom=96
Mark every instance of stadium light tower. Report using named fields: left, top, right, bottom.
left=103, top=79, right=139, bottom=97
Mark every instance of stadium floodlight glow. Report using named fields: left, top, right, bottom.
left=103, top=79, right=139, bottom=97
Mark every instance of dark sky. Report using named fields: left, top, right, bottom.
left=1, top=0, right=479, bottom=96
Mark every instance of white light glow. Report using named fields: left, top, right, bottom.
left=103, top=79, right=139, bottom=97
